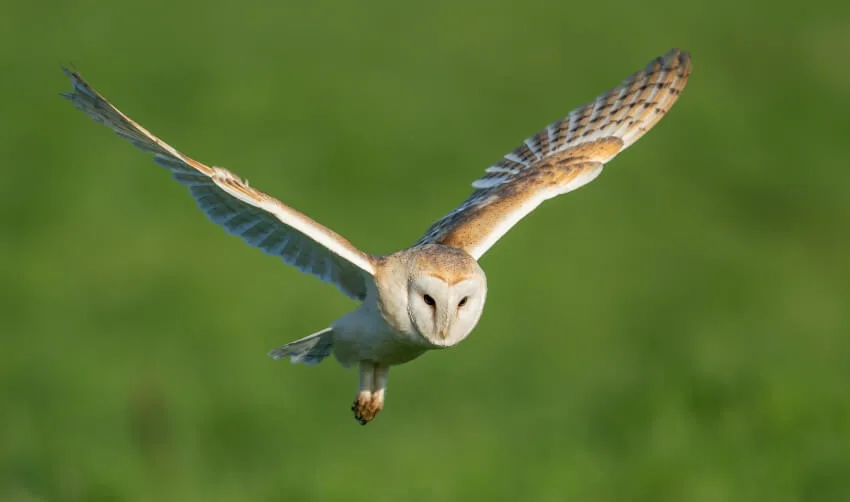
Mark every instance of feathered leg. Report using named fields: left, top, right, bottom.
left=352, top=363, right=389, bottom=425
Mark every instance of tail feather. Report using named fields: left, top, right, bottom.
left=268, top=327, right=334, bottom=365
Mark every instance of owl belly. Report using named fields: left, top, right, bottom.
left=331, top=308, right=426, bottom=367
left=334, top=331, right=426, bottom=366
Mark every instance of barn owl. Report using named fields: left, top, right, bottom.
left=62, top=48, right=691, bottom=424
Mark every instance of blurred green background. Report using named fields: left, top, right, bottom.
left=2, top=0, right=849, bottom=500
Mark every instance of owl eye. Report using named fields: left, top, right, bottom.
left=457, top=296, right=469, bottom=308
left=423, top=294, right=436, bottom=307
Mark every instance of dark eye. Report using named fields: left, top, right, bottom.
left=458, top=296, right=469, bottom=308
left=423, top=294, right=436, bottom=307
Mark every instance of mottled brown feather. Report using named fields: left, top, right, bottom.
left=431, top=162, right=604, bottom=256
left=409, top=244, right=481, bottom=284
left=416, top=49, right=691, bottom=259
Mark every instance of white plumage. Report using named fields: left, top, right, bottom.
left=62, top=48, right=691, bottom=425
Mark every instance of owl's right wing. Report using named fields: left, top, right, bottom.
left=415, top=49, right=691, bottom=260
left=62, top=68, right=375, bottom=300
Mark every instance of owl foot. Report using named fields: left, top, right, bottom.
left=351, top=391, right=384, bottom=425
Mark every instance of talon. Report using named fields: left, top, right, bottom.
left=352, top=363, right=389, bottom=425
left=352, top=392, right=376, bottom=424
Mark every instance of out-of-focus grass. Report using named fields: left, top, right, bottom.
left=2, top=0, right=849, bottom=500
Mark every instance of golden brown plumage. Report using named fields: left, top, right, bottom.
left=416, top=48, right=692, bottom=259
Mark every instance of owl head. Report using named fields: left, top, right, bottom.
left=376, top=245, right=487, bottom=349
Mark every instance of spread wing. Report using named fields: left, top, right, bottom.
left=62, top=68, right=375, bottom=300
left=415, top=48, right=692, bottom=259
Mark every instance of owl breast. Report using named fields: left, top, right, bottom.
left=331, top=305, right=427, bottom=367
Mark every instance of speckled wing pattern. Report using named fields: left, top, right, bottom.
left=415, top=49, right=692, bottom=259
left=62, top=69, right=375, bottom=300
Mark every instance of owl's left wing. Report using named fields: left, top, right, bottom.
left=415, top=49, right=691, bottom=260
left=62, top=68, right=375, bottom=300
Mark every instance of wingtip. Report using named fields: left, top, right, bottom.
left=60, top=66, right=75, bottom=98
left=60, top=64, right=99, bottom=100
left=60, top=64, right=82, bottom=85
left=659, top=48, right=692, bottom=77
